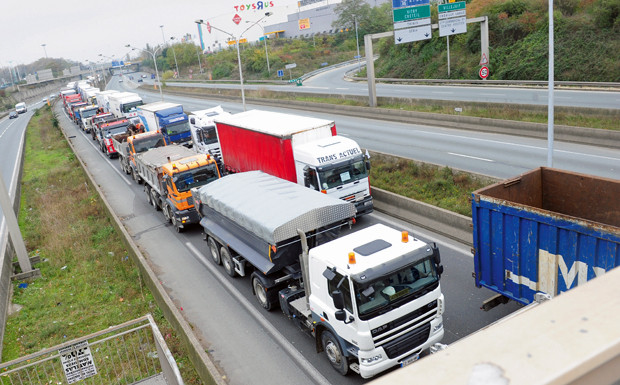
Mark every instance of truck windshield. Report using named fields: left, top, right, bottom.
left=82, top=109, right=98, bottom=119
left=173, top=164, right=219, bottom=192
left=198, top=126, right=218, bottom=145
left=121, top=101, right=143, bottom=113
left=105, top=126, right=129, bottom=138
left=318, top=155, right=368, bottom=190
left=353, top=256, right=439, bottom=321
left=165, top=121, right=191, bottom=136
left=133, top=136, right=166, bottom=153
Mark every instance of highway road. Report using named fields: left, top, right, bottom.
left=55, top=98, right=522, bottom=385
left=126, top=74, right=620, bottom=180
left=0, top=102, right=43, bottom=254
left=2, top=76, right=616, bottom=384
left=152, top=62, right=620, bottom=110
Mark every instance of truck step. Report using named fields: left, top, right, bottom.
left=349, top=362, right=360, bottom=374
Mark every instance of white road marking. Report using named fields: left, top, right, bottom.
left=448, top=152, right=494, bottom=162
left=0, top=119, right=18, bottom=140
left=185, top=242, right=332, bottom=385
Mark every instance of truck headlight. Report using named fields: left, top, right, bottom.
left=360, top=354, right=383, bottom=365
left=433, top=321, right=443, bottom=333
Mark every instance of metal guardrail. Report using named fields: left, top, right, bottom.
left=0, top=314, right=183, bottom=385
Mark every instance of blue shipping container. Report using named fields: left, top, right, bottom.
left=472, top=167, right=620, bottom=305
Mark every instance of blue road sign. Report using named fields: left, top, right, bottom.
left=392, top=0, right=429, bottom=8
left=277, top=69, right=284, bottom=77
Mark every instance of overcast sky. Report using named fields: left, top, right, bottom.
left=0, top=0, right=313, bottom=68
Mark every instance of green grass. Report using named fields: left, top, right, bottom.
left=5, top=105, right=201, bottom=383
left=369, top=153, right=495, bottom=216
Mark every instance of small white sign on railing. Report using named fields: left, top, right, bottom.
left=59, top=341, right=97, bottom=384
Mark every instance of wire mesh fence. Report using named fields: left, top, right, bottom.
left=0, top=314, right=182, bottom=385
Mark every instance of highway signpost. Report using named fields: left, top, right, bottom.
left=392, top=0, right=431, bottom=44
left=438, top=2, right=467, bottom=37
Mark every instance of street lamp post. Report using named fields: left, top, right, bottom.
left=169, top=37, right=180, bottom=78
left=353, top=15, right=361, bottom=73
left=196, top=46, right=203, bottom=73
left=246, top=19, right=271, bottom=75
left=97, top=57, right=108, bottom=86
left=126, top=44, right=164, bottom=101
left=41, top=43, right=48, bottom=59
left=196, top=12, right=272, bottom=111
left=160, top=25, right=167, bottom=47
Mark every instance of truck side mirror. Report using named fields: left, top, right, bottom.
left=303, top=166, right=311, bottom=186
left=436, top=265, right=444, bottom=276
left=332, top=290, right=344, bottom=310
left=432, top=243, right=441, bottom=265
left=365, top=160, right=371, bottom=171
left=190, top=117, right=195, bottom=124
left=335, top=309, right=346, bottom=321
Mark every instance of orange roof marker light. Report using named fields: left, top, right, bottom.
left=402, top=231, right=409, bottom=243
left=348, top=252, right=356, bottom=265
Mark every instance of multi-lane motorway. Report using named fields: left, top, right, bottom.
left=157, top=62, right=620, bottom=110
left=1, top=72, right=617, bottom=384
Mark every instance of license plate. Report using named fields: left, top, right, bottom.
left=400, top=353, right=420, bottom=367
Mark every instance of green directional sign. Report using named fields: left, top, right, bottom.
left=393, top=5, right=431, bottom=22
left=438, top=1, right=466, bottom=13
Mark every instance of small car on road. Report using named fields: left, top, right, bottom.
left=9, top=111, right=18, bottom=119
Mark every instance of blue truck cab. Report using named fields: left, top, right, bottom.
left=137, top=102, right=192, bottom=148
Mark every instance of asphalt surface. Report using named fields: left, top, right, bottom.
left=57, top=80, right=524, bottom=384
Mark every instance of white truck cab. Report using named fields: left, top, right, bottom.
left=307, top=223, right=445, bottom=378
left=295, top=135, right=373, bottom=216
left=188, top=106, right=230, bottom=158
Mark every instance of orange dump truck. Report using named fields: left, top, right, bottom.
left=135, top=144, right=221, bottom=232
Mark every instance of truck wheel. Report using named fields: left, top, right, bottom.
left=321, top=331, right=349, bottom=376
left=252, top=276, right=272, bottom=311
left=162, top=204, right=172, bottom=223
left=220, top=247, right=236, bottom=277
left=207, top=237, right=221, bottom=265
left=171, top=215, right=183, bottom=233
left=150, top=190, right=160, bottom=211
left=132, top=168, right=142, bottom=184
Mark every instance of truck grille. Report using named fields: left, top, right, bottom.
left=381, top=323, right=431, bottom=359
left=371, top=300, right=437, bottom=359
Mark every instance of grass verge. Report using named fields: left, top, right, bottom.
left=5, top=105, right=201, bottom=383
left=369, top=152, right=495, bottom=217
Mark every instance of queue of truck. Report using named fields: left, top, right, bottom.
left=55, top=74, right=620, bottom=381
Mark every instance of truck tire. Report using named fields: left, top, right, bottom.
left=162, top=203, right=172, bottom=223
left=220, top=247, right=236, bottom=277
left=150, top=190, right=160, bottom=211
left=171, top=214, right=183, bottom=233
left=207, top=237, right=221, bottom=265
left=131, top=168, right=142, bottom=184
left=252, top=276, right=272, bottom=311
left=321, top=331, right=349, bottom=376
